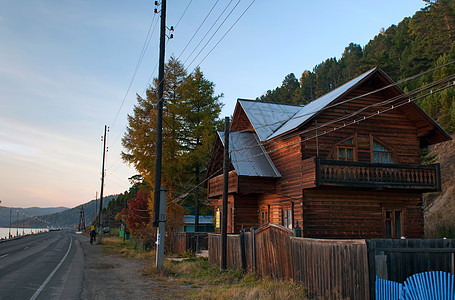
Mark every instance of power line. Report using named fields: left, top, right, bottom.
left=176, top=0, right=221, bottom=61
left=111, top=13, right=159, bottom=128
left=186, top=0, right=242, bottom=70
left=174, top=0, right=193, bottom=29
left=182, top=0, right=236, bottom=67
left=196, top=0, right=255, bottom=68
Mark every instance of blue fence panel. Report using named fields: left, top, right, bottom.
left=376, top=276, right=404, bottom=300
left=402, top=271, right=454, bottom=300
left=377, top=271, right=455, bottom=300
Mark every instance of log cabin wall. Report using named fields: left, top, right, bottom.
left=263, top=135, right=305, bottom=229
left=301, top=187, right=423, bottom=239
left=232, top=194, right=259, bottom=233
left=210, top=194, right=260, bottom=234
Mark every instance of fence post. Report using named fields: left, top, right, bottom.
left=240, top=232, right=246, bottom=271
left=251, top=227, right=256, bottom=274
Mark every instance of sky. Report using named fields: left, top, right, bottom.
left=0, top=0, right=426, bottom=208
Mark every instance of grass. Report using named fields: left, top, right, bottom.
left=100, top=236, right=307, bottom=300
left=101, top=237, right=156, bottom=260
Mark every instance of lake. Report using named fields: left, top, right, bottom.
left=0, top=227, right=48, bottom=240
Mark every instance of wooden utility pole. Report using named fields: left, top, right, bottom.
left=221, top=116, right=230, bottom=270
left=98, top=125, right=107, bottom=243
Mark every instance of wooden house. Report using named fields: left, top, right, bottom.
left=207, top=67, right=452, bottom=239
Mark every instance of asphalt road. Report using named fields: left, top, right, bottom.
left=0, top=230, right=85, bottom=300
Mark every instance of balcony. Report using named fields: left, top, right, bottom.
left=302, top=158, right=441, bottom=192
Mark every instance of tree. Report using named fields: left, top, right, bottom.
left=122, top=57, right=223, bottom=240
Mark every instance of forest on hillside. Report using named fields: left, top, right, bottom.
left=258, top=0, right=455, bottom=133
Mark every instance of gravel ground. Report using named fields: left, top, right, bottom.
left=75, top=234, right=185, bottom=299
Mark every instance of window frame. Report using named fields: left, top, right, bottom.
left=383, top=208, right=405, bottom=238
left=370, top=135, right=398, bottom=164
left=281, top=203, right=294, bottom=229
left=327, top=134, right=358, bottom=161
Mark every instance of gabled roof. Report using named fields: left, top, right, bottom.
left=235, top=100, right=302, bottom=142
left=236, top=67, right=451, bottom=145
left=268, top=68, right=377, bottom=139
left=217, top=131, right=280, bottom=178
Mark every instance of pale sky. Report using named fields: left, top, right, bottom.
left=0, top=0, right=425, bottom=208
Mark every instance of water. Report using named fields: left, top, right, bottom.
left=0, top=227, right=48, bottom=240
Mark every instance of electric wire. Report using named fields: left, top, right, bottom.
left=186, top=0, right=242, bottom=70
left=176, top=0, right=221, bottom=61
left=111, top=13, right=159, bottom=129
left=174, top=0, right=193, bottom=30
left=182, top=0, right=235, bottom=67
left=196, top=0, right=256, bottom=68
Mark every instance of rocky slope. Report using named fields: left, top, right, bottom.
left=423, top=134, right=455, bottom=237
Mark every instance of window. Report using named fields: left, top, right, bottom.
left=283, top=208, right=293, bottom=229
left=371, top=138, right=396, bottom=164
left=261, top=211, right=268, bottom=226
left=385, top=209, right=403, bottom=238
left=328, top=136, right=357, bottom=161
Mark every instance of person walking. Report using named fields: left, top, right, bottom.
left=90, top=228, right=96, bottom=244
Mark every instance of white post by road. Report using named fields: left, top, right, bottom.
left=156, top=187, right=166, bottom=270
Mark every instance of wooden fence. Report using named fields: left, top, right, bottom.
left=208, top=224, right=455, bottom=299
left=291, top=237, right=370, bottom=299
left=173, top=232, right=209, bottom=254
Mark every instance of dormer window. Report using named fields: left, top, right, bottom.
left=337, top=138, right=355, bottom=161
left=371, top=137, right=396, bottom=164
left=328, top=135, right=357, bottom=161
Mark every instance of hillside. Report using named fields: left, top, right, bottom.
left=258, top=0, right=455, bottom=134
left=423, top=134, right=455, bottom=237
left=1, top=195, right=117, bottom=229
left=0, top=206, right=68, bottom=227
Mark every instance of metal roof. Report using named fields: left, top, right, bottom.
left=218, top=131, right=281, bottom=178
left=238, top=100, right=302, bottom=142
left=183, top=215, right=214, bottom=224
left=267, top=68, right=377, bottom=140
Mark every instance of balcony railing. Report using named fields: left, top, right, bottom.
left=313, top=159, right=441, bottom=191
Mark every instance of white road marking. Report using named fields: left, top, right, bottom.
left=0, top=254, right=8, bottom=258
left=24, top=247, right=29, bottom=250
left=29, top=237, right=73, bottom=300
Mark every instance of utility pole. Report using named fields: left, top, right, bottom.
left=98, top=125, right=107, bottom=243
left=78, top=206, right=86, bottom=232
left=95, top=191, right=98, bottom=226
left=153, top=0, right=167, bottom=228
left=221, top=116, right=230, bottom=270
left=153, top=0, right=167, bottom=271
left=195, top=166, right=200, bottom=233
left=9, top=208, right=11, bottom=239
left=156, top=187, right=167, bottom=269
left=16, top=210, right=19, bottom=237
left=195, top=165, right=200, bottom=253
